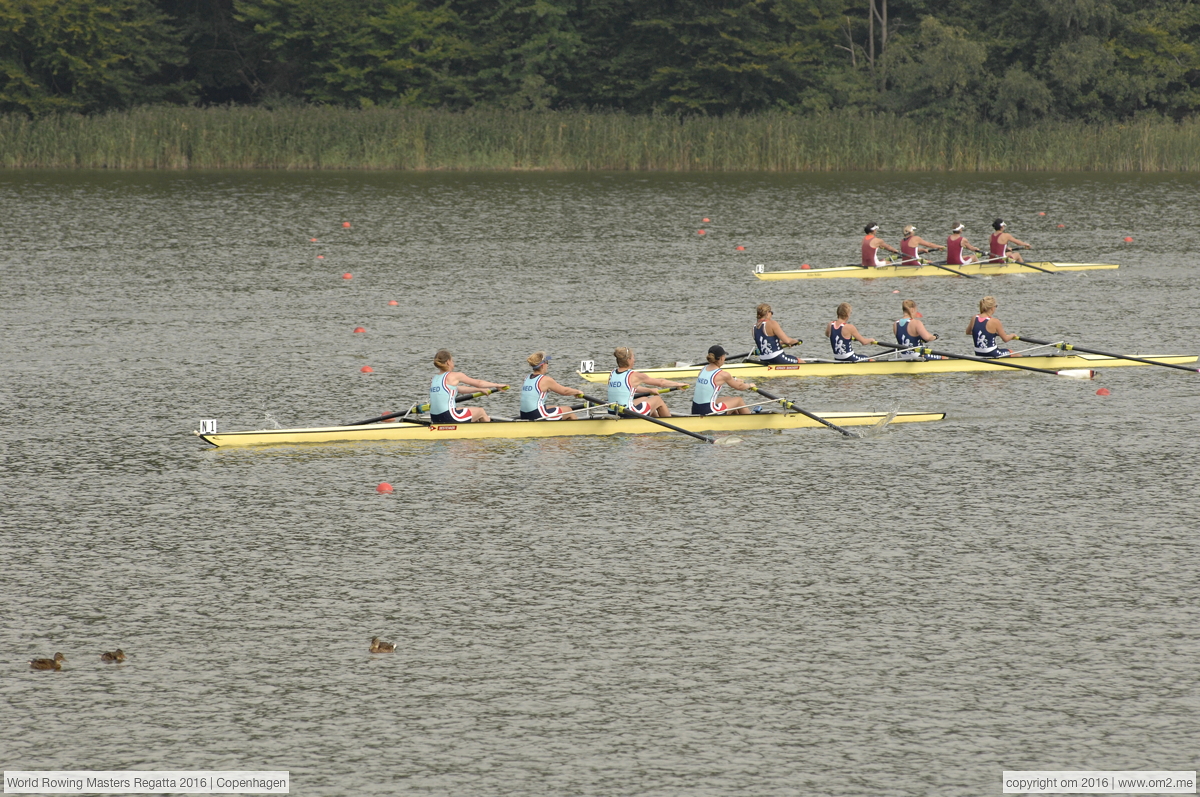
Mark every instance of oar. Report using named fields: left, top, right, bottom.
left=1013, top=336, right=1200, bottom=375
left=916, top=258, right=977, bottom=279
left=748, top=386, right=859, bottom=438
left=978, top=248, right=1057, bottom=274
left=872, top=341, right=1094, bottom=378
left=348, top=386, right=509, bottom=425
left=578, top=393, right=714, bottom=443
left=689, top=342, right=800, bottom=367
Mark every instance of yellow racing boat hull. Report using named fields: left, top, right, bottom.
left=754, top=261, right=1119, bottom=280
left=578, top=354, right=1196, bottom=382
left=197, top=410, right=945, bottom=448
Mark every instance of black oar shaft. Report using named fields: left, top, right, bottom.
left=1015, top=336, right=1200, bottom=374
left=578, top=393, right=713, bottom=443
left=748, top=387, right=857, bottom=438
left=873, top=341, right=1069, bottom=376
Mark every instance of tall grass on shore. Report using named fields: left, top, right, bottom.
left=2, top=106, right=1199, bottom=171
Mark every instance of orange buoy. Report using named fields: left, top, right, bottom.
left=317, top=255, right=324, bottom=259
left=376, top=482, right=393, bottom=494
left=800, top=264, right=810, bottom=270
left=388, top=300, right=398, bottom=306
left=1057, top=224, right=1065, bottom=228
left=702, top=218, right=710, bottom=223
left=1096, top=388, right=1110, bottom=396
left=343, top=222, right=352, bottom=228
left=697, top=229, right=706, bottom=235
left=736, top=246, right=745, bottom=251
left=342, top=272, right=352, bottom=279
left=892, top=290, right=900, bottom=293
left=1038, top=212, right=1046, bottom=216
left=1123, top=236, right=1133, bottom=243
left=361, top=366, right=373, bottom=373
left=354, top=327, right=365, bottom=333
left=310, top=238, right=318, bottom=242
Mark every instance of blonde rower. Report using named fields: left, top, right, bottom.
left=429, top=349, right=507, bottom=423
left=967, top=296, right=1021, bottom=357
left=519, top=352, right=583, bottom=421
left=827, top=303, right=877, bottom=363
left=607, top=347, right=688, bottom=417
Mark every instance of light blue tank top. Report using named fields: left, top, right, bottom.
left=830, top=321, right=855, bottom=360
left=693, top=366, right=723, bottom=405
left=607, top=369, right=634, bottom=406
left=972, top=315, right=998, bottom=354
left=520, top=373, right=545, bottom=413
left=429, top=373, right=457, bottom=415
left=753, top=320, right=782, bottom=360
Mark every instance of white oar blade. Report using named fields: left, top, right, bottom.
left=1056, top=369, right=1096, bottom=379
left=714, top=436, right=743, bottom=446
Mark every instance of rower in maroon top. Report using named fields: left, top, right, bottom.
left=988, top=219, right=1032, bottom=264
left=899, top=225, right=946, bottom=265
left=861, top=223, right=899, bottom=268
left=946, top=222, right=983, bottom=266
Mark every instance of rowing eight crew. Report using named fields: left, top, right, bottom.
left=863, top=219, right=1032, bottom=267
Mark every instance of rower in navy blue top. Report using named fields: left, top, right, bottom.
left=892, top=299, right=942, bottom=360
left=752, top=303, right=802, bottom=364
left=825, top=302, right=876, bottom=363
left=966, top=296, right=1021, bottom=357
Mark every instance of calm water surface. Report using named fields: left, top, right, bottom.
left=2, top=171, right=1198, bottom=795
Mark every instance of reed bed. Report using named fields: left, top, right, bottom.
left=2, top=106, right=1199, bottom=171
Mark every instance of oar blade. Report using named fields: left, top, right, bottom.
left=1056, top=369, right=1096, bottom=379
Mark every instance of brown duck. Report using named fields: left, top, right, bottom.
left=30, top=653, right=66, bottom=670
left=369, top=637, right=396, bottom=653
left=100, top=649, right=126, bottom=662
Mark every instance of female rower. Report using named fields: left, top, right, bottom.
left=608, top=347, right=689, bottom=417
left=519, top=351, right=583, bottom=421
left=862, top=223, right=899, bottom=268
left=430, top=349, right=508, bottom=423
left=966, top=296, right=1021, bottom=357
left=753, top=303, right=802, bottom=364
left=899, top=225, right=946, bottom=265
left=989, top=219, right=1032, bottom=264
left=893, top=299, right=942, bottom=360
left=946, top=222, right=982, bottom=265
left=692, top=345, right=758, bottom=415
left=827, top=303, right=877, bottom=363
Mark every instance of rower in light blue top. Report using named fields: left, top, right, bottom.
left=519, top=351, right=582, bottom=420
left=752, top=303, right=802, bottom=364
left=430, top=349, right=507, bottom=423
left=692, top=345, right=757, bottom=415
left=607, top=347, right=689, bottom=417
left=826, top=303, right=876, bottom=363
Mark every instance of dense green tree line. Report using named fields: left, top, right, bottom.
left=2, top=0, right=1198, bottom=123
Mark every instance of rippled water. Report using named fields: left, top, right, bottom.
left=2, top=171, right=1198, bottom=795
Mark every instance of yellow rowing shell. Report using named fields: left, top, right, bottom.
left=197, top=410, right=944, bottom=448
left=577, top=354, right=1196, bottom=382
left=754, top=261, right=1119, bottom=280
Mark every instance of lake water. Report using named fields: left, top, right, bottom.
left=2, top=170, right=1197, bottom=796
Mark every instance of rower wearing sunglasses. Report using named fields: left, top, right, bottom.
left=519, top=352, right=584, bottom=420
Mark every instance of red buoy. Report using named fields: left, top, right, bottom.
left=354, top=327, right=365, bottom=333
left=361, top=366, right=373, bottom=373
left=310, top=238, right=318, bottom=242
left=1096, top=388, right=1110, bottom=396
left=376, top=482, right=393, bottom=494
left=343, top=222, right=352, bottom=228
left=388, top=300, right=398, bottom=306
left=342, top=272, right=352, bottom=279
left=702, top=218, right=710, bottom=223
left=800, top=264, right=810, bottom=269
left=1038, top=212, right=1046, bottom=216
left=1057, top=224, right=1065, bottom=228
left=317, top=255, right=324, bottom=259
left=736, top=246, right=745, bottom=251
left=1123, top=236, right=1134, bottom=243
left=697, top=229, right=706, bottom=235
